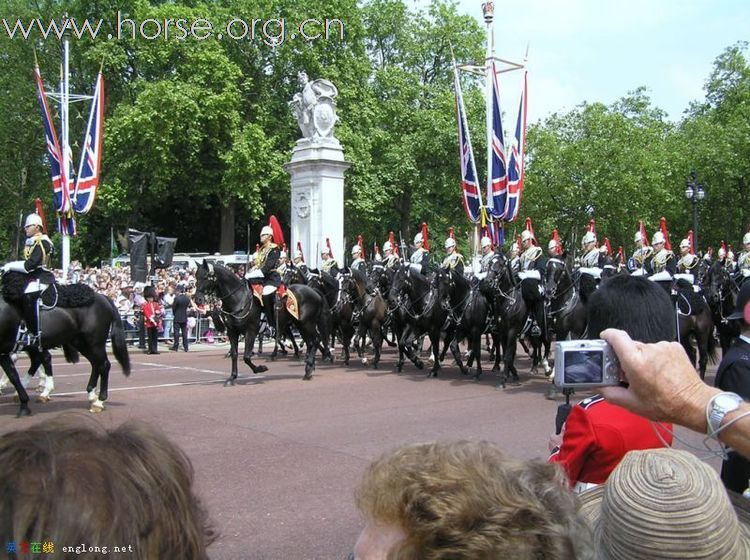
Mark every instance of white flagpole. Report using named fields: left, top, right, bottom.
left=481, top=2, right=495, bottom=260
left=61, top=38, right=71, bottom=277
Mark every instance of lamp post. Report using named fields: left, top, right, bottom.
left=684, top=171, right=705, bottom=253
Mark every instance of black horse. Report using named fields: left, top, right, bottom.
left=485, top=254, right=527, bottom=388
left=352, top=267, right=388, bottom=368
left=673, top=278, right=717, bottom=379
left=705, top=260, right=741, bottom=355
left=0, top=272, right=130, bottom=416
left=545, top=258, right=587, bottom=342
left=195, top=261, right=268, bottom=385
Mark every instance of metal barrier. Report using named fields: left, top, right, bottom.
left=119, top=312, right=226, bottom=346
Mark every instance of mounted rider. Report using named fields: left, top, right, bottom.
left=321, top=238, right=339, bottom=275
left=509, top=235, right=522, bottom=277
left=629, top=221, right=653, bottom=276
left=351, top=242, right=366, bottom=273
left=473, top=236, right=497, bottom=281
left=738, top=231, right=750, bottom=284
left=519, top=218, right=546, bottom=335
left=675, top=231, right=700, bottom=285
left=547, top=229, right=564, bottom=260
left=409, top=223, right=430, bottom=275
left=1, top=212, right=55, bottom=347
left=277, top=247, right=289, bottom=276
left=245, top=219, right=283, bottom=327
left=646, top=218, right=676, bottom=290
left=441, top=228, right=464, bottom=275
left=383, top=232, right=400, bottom=270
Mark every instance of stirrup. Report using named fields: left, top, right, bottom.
left=530, top=322, right=541, bottom=337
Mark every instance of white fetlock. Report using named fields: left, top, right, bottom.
left=39, top=376, right=54, bottom=400
left=0, top=373, right=8, bottom=392
left=89, top=399, right=105, bottom=413
left=20, top=373, right=32, bottom=389
left=88, top=389, right=99, bottom=403
left=10, top=353, right=17, bottom=363
left=362, top=357, right=368, bottom=365
left=543, top=358, right=552, bottom=375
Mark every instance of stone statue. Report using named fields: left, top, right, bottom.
left=289, top=71, right=339, bottom=141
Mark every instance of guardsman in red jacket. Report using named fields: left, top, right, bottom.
left=142, top=286, right=163, bottom=355
left=548, top=274, right=676, bottom=491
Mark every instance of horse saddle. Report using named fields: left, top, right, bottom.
left=275, top=284, right=299, bottom=320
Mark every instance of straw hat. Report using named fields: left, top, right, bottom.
left=579, top=448, right=750, bottom=559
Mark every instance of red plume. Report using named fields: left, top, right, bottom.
left=525, top=217, right=535, bottom=240
left=421, top=222, right=429, bottom=250
left=603, top=237, right=612, bottom=255
left=326, top=237, right=334, bottom=260
left=255, top=243, right=260, bottom=253
left=389, top=231, right=397, bottom=255
left=448, top=227, right=455, bottom=240
left=638, top=220, right=649, bottom=247
left=297, top=241, right=304, bottom=262
left=721, top=240, right=726, bottom=253
left=551, top=228, right=562, bottom=255
left=617, top=246, right=624, bottom=265
left=687, top=230, right=694, bottom=255
left=660, top=217, right=671, bottom=251
left=268, top=215, right=285, bottom=247
left=374, top=242, right=381, bottom=257
left=357, top=234, right=364, bottom=251
left=588, top=219, right=596, bottom=235
left=34, top=198, right=47, bottom=235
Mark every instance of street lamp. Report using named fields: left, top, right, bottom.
left=684, top=171, right=705, bottom=253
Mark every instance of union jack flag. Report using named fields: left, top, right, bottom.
left=73, top=72, right=104, bottom=214
left=504, top=70, right=527, bottom=222
left=487, top=61, right=508, bottom=219
left=453, top=62, right=481, bottom=223
left=34, top=65, right=70, bottom=216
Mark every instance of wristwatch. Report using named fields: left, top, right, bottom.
left=707, top=392, right=744, bottom=436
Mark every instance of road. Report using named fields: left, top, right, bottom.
left=0, top=340, right=717, bottom=560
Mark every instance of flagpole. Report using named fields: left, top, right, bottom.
left=61, top=38, right=71, bottom=277
left=482, top=2, right=494, bottom=259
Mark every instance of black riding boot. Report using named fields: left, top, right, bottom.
left=23, top=293, right=41, bottom=347
left=263, top=293, right=277, bottom=336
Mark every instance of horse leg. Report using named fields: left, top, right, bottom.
left=428, top=329, right=441, bottom=378
left=450, top=335, right=468, bottom=376
left=37, top=349, right=55, bottom=403
left=224, top=333, right=240, bottom=386
left=371, top=321, right=383, bottom=369
left=472, top=330, right=483, bottom=381
left=399, top=327, right=424, bottom=371
left=0, top=354, right=30, bottom=417
left=243, top=329, right=269, bottom=375
left=288, top=326, right=301, bottom=359
left=302, top=325, right=317, bottom=380
left=89, top=357, right=111, bottom=413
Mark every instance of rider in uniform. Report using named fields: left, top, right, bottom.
left=382, top=241, right=400, bottom=270
left=629, top=224, right=653, bottom=276
left=321, top=246, right=339, bottom=275
left=738, top=232, right=750, bottom=285
left=409, top=232, right=430, bottom=275
left=473, top=236, right=496, bottom=280
left=676, top=237, right=700, bottom=284
left=245, top=225, right=281, bottom=327
left=277, top=250, right=289, bottom=276
left=646, top=230, right=676, bottom=283
left=508, top=237, right=522, bottom=278
left=519, top=225, right=546, bottom=335
left=441, top=236, right=465, bottom=275
left=351, top=244, right=366, bottom=273
left=1, top=213, right=55, bottom=347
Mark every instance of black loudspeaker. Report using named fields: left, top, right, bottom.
left=155, top=236, right=177, bottom=269
left=128, top=229, right=149, bottom=283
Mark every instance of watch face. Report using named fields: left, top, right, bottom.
left=716, top=394, right=741, bottom=410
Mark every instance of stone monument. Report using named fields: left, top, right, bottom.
left=284, top=72, right=350, bottom=268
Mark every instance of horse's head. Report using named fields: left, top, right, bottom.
left=486, top=253, right=510, bottom=289
left=195, top=260, right=218, bottom=298
left=389, top=263, right=411, bottom=302
left=545, top=258, right=566, bottom=299
left=283, top=266, right=306, bottom=286
left=367, top=264, right=386, bottom=295
left=434, top=267, right=457, bottom=300
left=707, top=260, right=730, bottom=305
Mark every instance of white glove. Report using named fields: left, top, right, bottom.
left=475, top=271, right=487, bottom=280
left=2, top=261, right=27, bottom=274
left=245, top=269, right=263, bottom=280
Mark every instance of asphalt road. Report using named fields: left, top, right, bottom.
left=0, top=339, right=718, bottom=560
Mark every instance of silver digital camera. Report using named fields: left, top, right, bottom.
left=553, top=339, right=620, bottom=389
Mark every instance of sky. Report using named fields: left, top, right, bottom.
left=445, top=0, right=750, bottom=124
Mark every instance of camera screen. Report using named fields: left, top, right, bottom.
left=564, top=351, right=604, bottom=384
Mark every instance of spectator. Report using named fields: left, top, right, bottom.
left=0, top=414, right=216, bottom=559
left=162, top=284, right=175, bottom=345
left=142, top=286, right=162, bottom=355
left=171, top=285, right=194, bottom=352
left=549, top=275, right=675, bottom=491
left=579, top=448, right=750, bottom=559
left=352, top=440, right=592, bottom=559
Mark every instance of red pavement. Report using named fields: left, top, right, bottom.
left=0, top=341, right=718, bottom=560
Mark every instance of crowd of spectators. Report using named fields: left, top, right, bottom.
left=55, top=261, right=225, bottom=349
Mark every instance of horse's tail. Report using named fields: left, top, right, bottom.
left=62, top=343, right=80, bottom=364
left=107, top=298, right=131, bottom=376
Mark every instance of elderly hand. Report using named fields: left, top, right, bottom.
left=599, top=328, right=718, bottom=433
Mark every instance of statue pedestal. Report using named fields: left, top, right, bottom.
left=284, top=138, right=350, bottom=269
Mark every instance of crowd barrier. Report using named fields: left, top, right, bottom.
left=119, top=312, right=225, bottom=346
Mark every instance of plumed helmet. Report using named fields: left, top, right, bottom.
left=445, top=237, right=456, bottom=249
left=414, top=232, right=423, bottom=245
left=520, top=230, right=534, bottom=243
left=260, top=225, right=273, bottom=237
left=548, top=239, right=559, bottom=250
left=24, top=213, right=43, bottom=229
left=510, top=244, right=520, bottom=256
left=652, top=231, right=665, bottom=245
left=279, top=250, right=288, bottom=259
left=383, top=241, right=392, bottom=252
left=481, top=236, right=492, bottom=249
left=374, top=252, right=383, bottom=262
left=581, top=231, right=596, bottom=246
left=718, top=247, right=726, bottom=258
left=744, top=232, right=750, bottom=245
left=321, top=246, right=331, bottom=256
left=634, top=231, right=644, bottom=243
left=351, top=244, right=361, bottom=255
left=293, top=249, right=303, bottom=260
left=679, top=238, right=690, bottom=249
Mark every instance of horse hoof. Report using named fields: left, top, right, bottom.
left=224, top=378, right=236, bottom=387
left=255, top=365, right=269, bottom=374
left=89, top=405, right=104, bottom=414
left=415, top=360, right=424, bottom=370
left=303, top=372, right=313, bottom=380
left=37, top=395, right=51, bottom=403
left=495, top=383, right=506, bottom=390
left=362, top=357, right=368, bottom=365
left=270, top=355, right=277, bottom=362
left=16, top=406, right=31, bottom=418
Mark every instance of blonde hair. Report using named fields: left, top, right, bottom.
left=356, top=440, right=591, bottom=560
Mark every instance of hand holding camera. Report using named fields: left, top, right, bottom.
left=553, top=339, right=620, bottom=389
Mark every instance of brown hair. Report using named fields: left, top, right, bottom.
left=355, top=440, right=592, bottom=560
left=0, top=414, right=216, bottom=559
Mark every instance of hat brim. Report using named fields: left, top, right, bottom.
left=578, top=485, right=750, bottom=557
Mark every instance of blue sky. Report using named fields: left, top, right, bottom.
left=447, top=0, right=750, bottom=124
